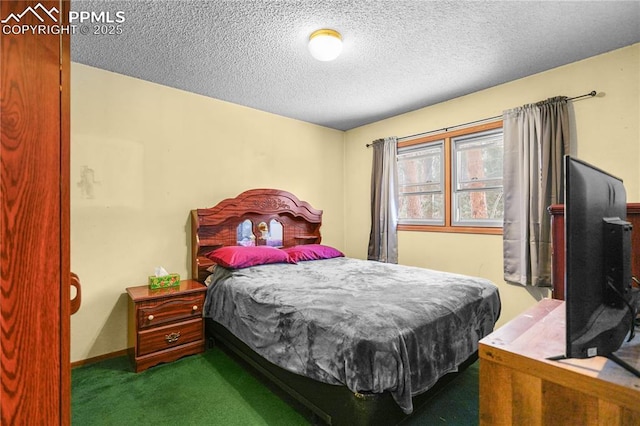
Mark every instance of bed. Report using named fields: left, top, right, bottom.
left=191, top=188, right=501, bottom=425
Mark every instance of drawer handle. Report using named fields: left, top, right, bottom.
left=147, top=314, right=154, bottom=321
left=165, top=332, right=181, bottom=344
left=192, top=305, right=198, bottom=311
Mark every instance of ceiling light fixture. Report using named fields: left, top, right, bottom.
left=308, top=29, right=342, bottom=62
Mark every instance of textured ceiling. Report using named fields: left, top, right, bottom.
left=71, top=1, right=640, bottom=131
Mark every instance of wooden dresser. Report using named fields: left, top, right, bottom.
left=127, top=280, right=207, bottom=372
left=479, top=299, right=640, bottom=425
left=549, top=203, right=640, bottom=300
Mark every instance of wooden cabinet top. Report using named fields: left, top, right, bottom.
left=480, top=298, right=640, bottom=410
left=126, top=279, right=206, bottom=302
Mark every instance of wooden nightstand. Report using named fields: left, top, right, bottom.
left=126, top=279, right=207, bottom=372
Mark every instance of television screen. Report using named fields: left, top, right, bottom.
left=564, top=156, right=638, bottom=376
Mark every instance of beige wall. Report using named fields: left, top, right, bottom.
left=344, top=43, right=640, bottom=329
left=70, top=63, right=345, bottom=362
left=71, top=43, right=639, bottom=362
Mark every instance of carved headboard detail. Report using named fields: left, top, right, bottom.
left=191, top=188, right=323, bottom=282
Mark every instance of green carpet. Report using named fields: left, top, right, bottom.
left=72, top=348, right=479, bottom=425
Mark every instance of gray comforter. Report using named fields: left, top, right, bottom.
left=203, top=257, right=500, bottom=414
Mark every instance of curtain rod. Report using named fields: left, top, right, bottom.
left=366, top=90, right=597, bottom=147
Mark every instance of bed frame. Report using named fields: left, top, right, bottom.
left=191, top=188, right=478, bottom=425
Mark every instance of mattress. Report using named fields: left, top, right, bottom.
left=203, top=257, right=501, bottom=413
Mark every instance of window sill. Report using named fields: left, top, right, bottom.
left=397, top=224, right=503, bottom=235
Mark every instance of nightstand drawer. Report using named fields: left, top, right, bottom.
left=137, top=318, right=203, bottom=356
left=138, top=294, right=204, bottom=329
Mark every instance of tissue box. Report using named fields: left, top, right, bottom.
left=148, top=273, right=180, bottom=289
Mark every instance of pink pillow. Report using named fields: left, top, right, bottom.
left=206, top=246, right=294, bottom=269
left=282, top=244, right=344, bottom=262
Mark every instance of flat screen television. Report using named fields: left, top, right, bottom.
left=558, top=155, right=639, bottom=376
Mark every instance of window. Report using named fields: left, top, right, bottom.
left=397, top=122, right=503, bottom=234
left=397, top=141, right=444, bottom=225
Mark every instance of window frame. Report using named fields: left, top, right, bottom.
left=397, top=121, right=503, bottom=235
left=397, top=139, right=445, bottom=226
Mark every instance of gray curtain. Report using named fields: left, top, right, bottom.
left=503, top=96, right=570, bottom=286
left=368, top=137, right=399, bottom=263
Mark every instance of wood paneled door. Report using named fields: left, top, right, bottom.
left=1, top=1, right=71, bottom=424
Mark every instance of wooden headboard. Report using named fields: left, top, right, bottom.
left=190, top=189, right=323, bottom=282
left=549, top=203, right=640, bottom=300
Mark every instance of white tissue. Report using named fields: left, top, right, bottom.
left=154, top=266, right=169, bottom=277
